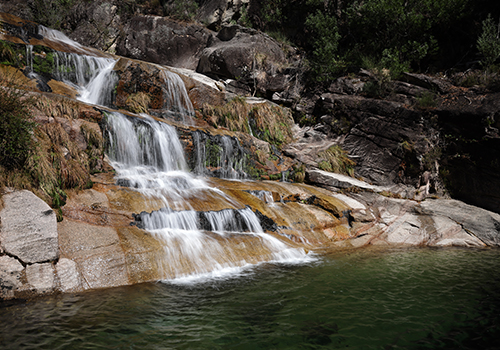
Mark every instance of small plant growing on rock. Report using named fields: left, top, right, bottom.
left=416, top=91, right=437, bottom=109
left=126, top=92, right=151, bottom=114
left=317, top=145, right=355, bottom=176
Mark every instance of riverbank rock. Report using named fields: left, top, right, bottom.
left=0, top=256, right=24, bottom=299
left=0, top=190, right=58, bottom=264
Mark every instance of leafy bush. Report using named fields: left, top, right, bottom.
left=305, top=10, right=345, bottom=81
left=345, top=0, right=467, bottom=71
left=416, top=91, right=437, bottom=109
left=477, top=14, right=500, bottom=69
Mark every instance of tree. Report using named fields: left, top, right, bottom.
left=305, top=10, right=344, bottom=81
left=477, top=14, right=500, bottom=68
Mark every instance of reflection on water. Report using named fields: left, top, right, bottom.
left=1, top=247, right=500, bottom=349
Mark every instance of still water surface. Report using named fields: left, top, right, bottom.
left=1, top=247, right=499, bottom=349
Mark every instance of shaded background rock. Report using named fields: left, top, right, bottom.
left=196, top=25, right=292, bottom=97
left=116, top=15, right=212, bottom=70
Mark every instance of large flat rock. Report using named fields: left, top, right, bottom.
left=0, top=190, right=58, bottom=264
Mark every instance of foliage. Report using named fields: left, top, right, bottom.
left=345, top=0, right=467, bottom=71
left=415, top=91, right=437, bottom=109
left=0, top=41, right=18, bottom=66
left=317, top=145, right=355, bottom=176
left=0, top=76, right=97, bottom=213
left=477, top=14, right=500, bottom=69
left=244, top=0, right=482, bottom=81
left=293, top=164, right=306, bottom=183
left=305, top=10, right=344, bottom=81
left=0, top=75, right=37, bottom=169
left=362, top=68, right=392, bottom=98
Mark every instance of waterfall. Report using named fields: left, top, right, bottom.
left=192, top=131, right=248, bottom=180
left=249, top=190, right=275, bottom=205
left=54, top=52, right=117, bottom=106
left=39, top=25, right=87, bottom=53
left=31, top=26, right=310, bottom=281
left=159, top=69, right=195, bottom=122
left=105, top=111, right=309, bottom=281
left=26, top=45, right=33, bottom=73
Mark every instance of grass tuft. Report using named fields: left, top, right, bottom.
left=317, top=145, right=356, bottom=176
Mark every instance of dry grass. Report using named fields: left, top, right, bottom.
left=201, top=97, right=294, bottom=148
left=126, top=92, right=151, bottom=114
left=202, top=97, right=252, bottom=132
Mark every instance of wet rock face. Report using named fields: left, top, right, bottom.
left=116, top=15, right=212, bottom=70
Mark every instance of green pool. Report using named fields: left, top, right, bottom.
left=1, top=247, right=499, bottom=349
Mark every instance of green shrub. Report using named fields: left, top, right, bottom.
left=416, top=91, right=437, bottom=109
left=305, top=10, right=345, bottom=81
left=477, top=14, right=500, bottom=69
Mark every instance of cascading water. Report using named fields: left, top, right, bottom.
left=159, top=69, right=195, bottom=122
left=54, top=52, right=117, bottom=106
left=105, top=111, right=309, bottom=281
left=192, top=131, right=247, bottom=179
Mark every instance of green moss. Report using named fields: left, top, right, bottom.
left=205, top=139, right=222, bottom=168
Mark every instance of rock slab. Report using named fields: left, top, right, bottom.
left=0, top=255, right=24, bottom=299
left=0, top=190, right=58, bottom=264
